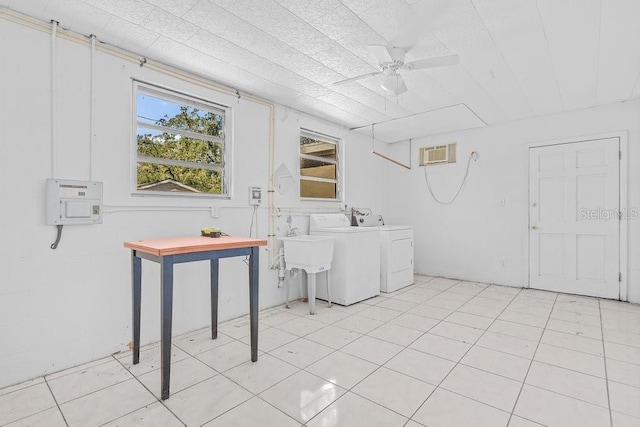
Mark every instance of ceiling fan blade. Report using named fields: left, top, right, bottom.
left=333, top=71, right=382, bottom=86
left=368, top=44, right=393, bottom=63
left=403, top=54, right=460, bottom=71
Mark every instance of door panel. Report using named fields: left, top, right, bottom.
left=538, top=234, right=565, bottom=277
left=539, top=177, right=565, bottom=221
left=576, top=235, right=605, bottom=280
left=529, top=138, right=619, bottom=299
left=577, top=174, right=605, bottom=211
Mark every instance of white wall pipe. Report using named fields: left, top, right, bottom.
left=102, top=205, right=214, bottom=214
left=270, top=212, right=340, bottom=218
left=0, top=10, right=273, bottom=109
left=89, top=34, right=96, bottom=181
left=267, top=104, right=276, bottom=265
left=50, top=20, right=58, bottom=178
left=274, top=206, right=345, bottom=212
left=270, top=212, right=343, bottom=218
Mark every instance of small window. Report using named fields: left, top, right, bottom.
left=134, top=83, right=230, bottom=196
left=299, top=129, right=341, bottom=200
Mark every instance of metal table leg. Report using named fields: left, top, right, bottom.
left=160, top=255, right=174, bottom=400
left=210, top=258, right=219, bottom=339
left=131, top=252, right=142, bottom=365
left=249, top=246, right=259, bottom=362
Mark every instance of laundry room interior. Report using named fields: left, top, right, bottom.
left=1, top=1, right=640, bottom=426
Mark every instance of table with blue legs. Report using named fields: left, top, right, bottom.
left=124, top=236, right=267, bottom=400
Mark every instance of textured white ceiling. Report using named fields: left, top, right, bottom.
left=3, top=0, right=640, bottom=140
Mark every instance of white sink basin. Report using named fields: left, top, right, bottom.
left=278, top=235, right=335, bottom=273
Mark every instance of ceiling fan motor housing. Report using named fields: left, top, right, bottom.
left=386, top=46, right=406, bottom=64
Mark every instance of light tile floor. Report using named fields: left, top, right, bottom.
left=2, top=275, right=640, bottom=426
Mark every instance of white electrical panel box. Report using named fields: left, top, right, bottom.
left=249, top=186, right=262, bottom=205
left=46, top=179, right=103, bottom=225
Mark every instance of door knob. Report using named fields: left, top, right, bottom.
left=531, top=225, right=537, bottom=230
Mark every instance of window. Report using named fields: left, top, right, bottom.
left=299, top=129, right=341, bottom=200
left=134, top=83, right=230, bottom=196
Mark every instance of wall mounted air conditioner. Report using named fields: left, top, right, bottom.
left=419, top=142, right=457, bottom=166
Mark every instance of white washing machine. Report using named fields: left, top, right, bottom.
left=309, top=214, right=380, bottom=305
left=353, top=212, right=414, bottom=293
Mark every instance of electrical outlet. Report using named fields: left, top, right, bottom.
left=499, top=259, right=507, bottom=268
left=211, top=207, right=220, bottom=218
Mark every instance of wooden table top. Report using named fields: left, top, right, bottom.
left=124, top=236, right=267, bottom=257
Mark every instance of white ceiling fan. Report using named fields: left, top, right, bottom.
left=334, top=45, right=459, bottom=95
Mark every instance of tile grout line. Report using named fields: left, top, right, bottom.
left=202, top=348, right=307, bottom=425
left=110, top=354, right=188, bottom=427
left=112, top=330, right=285, bottom=426
left=44, top=370, right=140, bottom=406
left=297, top=279, right=462, bottom=426
left=405, top=284, right=516, bottom=425
left=43, top=376, right=70, bottom=427
left=135, top=336, right=257, bottom=427
left=251, top=394, right=310, bottom=426
left=598, top=299, right=614, bottom=427
left=2, top=380, right=70, bottom=427
left=401, top=284, right=527, bottom=424
left=119, top=323, right=312, bottom=426
left=346, top=347, right=549, bottom=425
left=505, top=291, right=559, bottom=426
left=5, top=278, right=637, bottom=426
left=154, top=333, right=267, bottom=424
left=515, top=383, right=613, bottom=412
left=43, top=356, right=115, bottom=384
left=164, top=288, right=620, bottom=422
left=9, top=357, right=153, bottom=426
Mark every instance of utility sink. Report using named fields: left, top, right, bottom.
left=278, top=235, right=335, bottom=315
left=278, top=235, right=335, bottom=273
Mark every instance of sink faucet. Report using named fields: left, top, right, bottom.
left=287, top=227, right=298, bottom=237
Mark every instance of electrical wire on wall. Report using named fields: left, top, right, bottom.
left=244, top=205, right=259, bottom=266
left=249, top=204, right=258, bottom=238
left=423, top=151, right=478, bottom=205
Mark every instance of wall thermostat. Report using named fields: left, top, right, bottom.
left=46, top=179, right=103, bottom=225
left=249, top=186, right=262, bottom=205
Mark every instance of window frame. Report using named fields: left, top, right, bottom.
left=131, top=81, right=233, bottom=198
left=299, top=128, right=343, bottom=202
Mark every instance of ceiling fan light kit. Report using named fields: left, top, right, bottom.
left=381, top=71, right=407, bottom=95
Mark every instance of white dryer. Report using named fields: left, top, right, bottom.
left=353, top=212, right=414, bottom=293
left=378, top=225, right=414, bottom=292
left=309, top=214, right=380, bottom=305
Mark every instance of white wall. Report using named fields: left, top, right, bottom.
left=387, top=100, right=640, bottom=303
left=0, top=16, right=389, bottom=387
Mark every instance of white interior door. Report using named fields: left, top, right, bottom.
left=529, top=138, right=620, bottom=299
